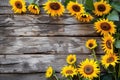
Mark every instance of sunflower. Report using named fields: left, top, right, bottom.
left=67, top=1, right=85, bottom=16
left=61, top=65, right=77, bottom=77
left=78, top=58, right=100, bottom=79
left=9, top=0, right=26, bottom=13
left=45, top=66, right=53, bottom=78
left=102, top=35, right=115, bottom=54
left=43, top=1, right=65, bottom=17
left=28, top=4, right=40, bottom=14
left=85, top=39, right=97, bottom=50
left=94, top=19, right=116, bottom=36
left=101, top=53, right=119, bottom=68
left=93, top=0, right=111, bottom=16
left=66, top=54, right=76, bottom=65
left=76, top=13, right=93, bottom=22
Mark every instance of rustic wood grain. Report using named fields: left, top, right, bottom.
left=0, top=54, right=100, bottom=73
left=0, top=73, right=47, bottom=80
left=0, top=37, right=103, bottom=54
left=0, top=25, right=98, bottom=37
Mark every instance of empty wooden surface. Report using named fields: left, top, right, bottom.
left=0, top=0, right=104, bottom=80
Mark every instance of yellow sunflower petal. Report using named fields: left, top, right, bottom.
left=28, top=4, right=40, bottom=14
left=9, top=0, right=26, bottom=13
left=66, top=54, right=76, bottom=65
left=45, top=66, right=53, bottom=78
left=101, top=53, right=119, bottom=69
left=93, top=0, right=111, bottom=16
left=78, top=58, right=100, bottom=79
left=85, top=39, right=97, bottom=50
left=43, top=1, right=65, bottom=17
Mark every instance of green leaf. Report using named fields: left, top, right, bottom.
left=64, top=0, right=76, bottom=7
left=101, top=74, right=112, bottom=80
left=111, top=1, right=120, bottom=12
left=28, top=0, right=34, bottom=4
left=115, top=40, right=120, bottom=48
left=107, top=10, right=119, bottom=21
left=85, top=0, right=94, bottom=10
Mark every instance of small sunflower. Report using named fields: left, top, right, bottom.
left=43, top=1, right=65, bottom=17
left=28, top=4, right=40, bottom=14
left=101, top=53, right=119, bottom=68
left=93, top=0, right=111, bottom=16
left=45, top=66, right=53, bottom=78
left=85, top=39, right=97, bottom=50
left=9, top=0, right=26, bottom=13
left=102, top=35, right=115, bottom=54
left=76, top=13, right=93, bottom=22
left=67, top=1, right=85, bottom=16
left=66, top=54, right=76, bottom=65
left=61, top=65, right=77, bottom=77
left=78, top=58, right=100, bottom=79
left=94, top=19, right=116, bottom=36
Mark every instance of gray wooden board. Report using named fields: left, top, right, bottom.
left=0, top=14, right=92, bottom=25
left=0, top=54, right=100, bottom=73
left=0, top=37, right=103, bottom=54
left=0, top=73, right=47, bottom=80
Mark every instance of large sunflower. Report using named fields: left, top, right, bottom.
left=101, top=53, right=119, bottom=68
left=28, top=4, right=40, bottom=14
left=76, top=13, right=93, bottom=22
left=66, top=54, right=76, bottom=65
left=85, top=39, right=97, bottom=50
left=45, top=66, right=53, bottom=78
left=43, top=1, right=65, bottom=17
left=94, top=19, right=116, bottom=36
left=9, top=0, right=26, bottom=13
left=93, top=0, right=111, bottom=16
left=78, top=58, right=100, bottom=79
left=61, top=65, right=77, bottom=77
left=102, top=35, right=115, bottom=54
left=67, top=1, right=85, bottom=16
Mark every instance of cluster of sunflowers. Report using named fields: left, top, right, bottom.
left=9, top=0, right=120, bottom=80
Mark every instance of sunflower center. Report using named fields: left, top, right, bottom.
left=107, top=57, right=114, bottom=63
left=15, top=1, right=22, bottom=9
left=89, top=43, right=93, bottom=47
left=69, top=58, right=74, bottom=62
left=72, top=5, right=80, bottom=12
left=33, top=6, right=37, bottom=10
left=101, top=22, right=111, bottom=31
left=50, top=3, right=60, bottom=10
left=81, top=15, right=87, bottom=18
left=84, top=65, right=94, bottom=75
left=66, top=70, right=73, bottom=74
left=97, top=4, right=106, bottom=12
left=106, top=40, right=112, bottom=49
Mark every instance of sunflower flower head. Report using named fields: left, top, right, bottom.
left=66, top=54, right=76, bottom=65
left=9, top=0, right=26, bottom=13
left=78, top=58, right=100, bottom=80
left=61, top=65, right=77, bottom=77
left=85, top=39, right=97, bottom=50
left=102, top=34, right=115, bottom=54
left=28, top=3, right=40, bottom=14
left=43, top=1, right=65, bottom=17
left=94, top=19, right=116, bottom=36
left=101, top=53, right=119, bottom=69
left=93, top=0, right=111, bottom=16
left=45, top=66, right=53, bottom=78
left=67, top=1, right=85, bottom=16
left=76, top=12, right=93, bottom=22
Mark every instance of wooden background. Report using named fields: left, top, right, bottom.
left=0, top=0, right=103, bottom=80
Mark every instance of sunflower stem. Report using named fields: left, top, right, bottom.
left=114, top=67, right=117, bottom=80
left=78, top=74, right=82, bottom=80
left=92, top=49, right=97, bottom=61
left=54, top=74, right=59, bottom=80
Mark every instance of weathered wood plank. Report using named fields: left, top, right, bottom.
left=0, top=14, right=82, bottom=25
left=0, top=25, right=98, bottom=37
left=0, top=54, right=99, bottom=73
left=0, top=37, right=103, bottom=54
left=0, top=73, right=47, bottom=80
